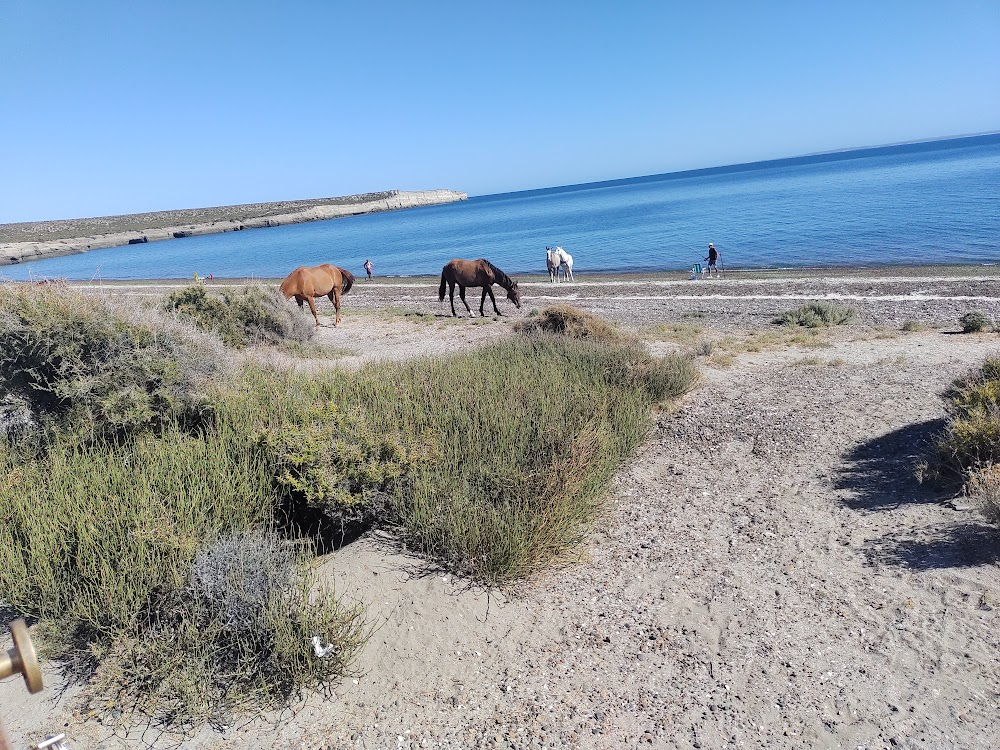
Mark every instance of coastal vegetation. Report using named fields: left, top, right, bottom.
left=0, top=288, right=694, bottom=727
left=959, top=310, right=993, bottom=333
left=927, top=356, right=1000, bottom=524
left=774, top=302, right=857, bottom=328
left=163, top=283, right=314, bottom=348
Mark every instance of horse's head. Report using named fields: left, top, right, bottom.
left=507, top=281, right=522, bottom=309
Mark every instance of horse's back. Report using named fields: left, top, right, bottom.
left=280, top=264, right=341, bottom=298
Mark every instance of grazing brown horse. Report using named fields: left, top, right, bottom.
left=279, top=263, right=355, bottom=326
left=438, top=258, right=521, bottom=317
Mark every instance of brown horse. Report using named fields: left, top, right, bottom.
left=279, top=263, right=355, bottom=326
left=438, top=258, right=521, bottom=317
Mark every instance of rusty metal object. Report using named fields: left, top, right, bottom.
left=0, top=618, right=42, bottom=694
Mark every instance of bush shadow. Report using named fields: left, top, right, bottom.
left=863, top=521, right=1000, bottom=569
left=838, top=418, right=1000, bottom=569
left=836, top=418, right=949, bottom=511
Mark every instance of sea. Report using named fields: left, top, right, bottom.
left=5, top=134, right=999, bottom=281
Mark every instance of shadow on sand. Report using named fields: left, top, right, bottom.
left=837, top=418, right=1000, bottom=569
left=837, top=418, right=947, bottom=512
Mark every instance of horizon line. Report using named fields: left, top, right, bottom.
left=470, top=130, right=1000, bottom=200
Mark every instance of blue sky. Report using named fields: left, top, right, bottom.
left=1, top=1, right=998, bottom=222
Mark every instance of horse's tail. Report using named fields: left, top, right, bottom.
left=340, top=268, right=355, bottom=294
left=438, top=269, right=447, bottom=301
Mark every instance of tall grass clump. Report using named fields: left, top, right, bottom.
left=0, top=283, right=219, bottom=443
left=164, top=283, right=314, bottom=347
left=774, top=302, right=856, bottom=328
left=959, top=311, right=992, bottom=333
left=933, top=356, right=1000, bottom=474
left=220, top=330, right=698, bottom=584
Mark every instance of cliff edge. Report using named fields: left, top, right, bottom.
left=0, top=189, right=467, bottom=267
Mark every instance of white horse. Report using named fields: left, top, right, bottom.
left=545, top=247, right=560, bottom=282
left=554, top=246, right=574, bottom=282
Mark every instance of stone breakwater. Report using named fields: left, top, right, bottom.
left=0, top=189, right=467, bottom=266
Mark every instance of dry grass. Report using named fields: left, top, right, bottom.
left=788, top=356, right=847, bottom=367
left=641, top=322, right=704, bottom=346
left=967, top=465, right=1000, bottom=524
left=716, top=328, right=831, bottom=353
left=514, top=304, right=626, bottom=342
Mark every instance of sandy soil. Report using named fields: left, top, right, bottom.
left=2, top=271, right=999, bottom=749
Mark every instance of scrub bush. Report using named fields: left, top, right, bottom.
left=0, top=283, right=218, bottom=442
left=775, top=302, right=856, bottom=328
left=164, top=283, right=313, bottom=348
left=959, top=311, right=992, bottom=333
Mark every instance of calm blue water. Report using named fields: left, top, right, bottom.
left=5, top=135, right=999, bottom=280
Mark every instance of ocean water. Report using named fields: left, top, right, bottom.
left=5, top=135, right=999, bottom=281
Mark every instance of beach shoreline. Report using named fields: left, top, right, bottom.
left=0, top=189, right=467, bottom=267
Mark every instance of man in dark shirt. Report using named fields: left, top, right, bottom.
left=705, top=243, right=720, bottom=275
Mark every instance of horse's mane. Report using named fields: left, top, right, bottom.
left=486, top=260, right=514, bottom=289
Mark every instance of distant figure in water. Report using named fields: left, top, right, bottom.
left=705, top=243, right=720, bottom=275
left=364, top=258, right=374, bottom=280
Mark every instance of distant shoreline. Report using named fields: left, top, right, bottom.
left=0, top=189, right=467, bottom=267
left=32, top=263, right=1000, bottom=287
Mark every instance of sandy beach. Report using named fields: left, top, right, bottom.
left=2, top=267, right=998, bottom=749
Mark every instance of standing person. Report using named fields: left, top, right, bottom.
left=705, top=243, right=720, bottom=276
left=364, top=258, right=374, bottom=280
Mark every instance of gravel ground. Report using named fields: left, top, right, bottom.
left=3, top=270, right=999, bottom=749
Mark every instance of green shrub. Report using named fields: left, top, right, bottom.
left=0, top=421, right=365, bottom=727
left=901, top=320, right=928, bottom=332
left=514, top=304, right=626, bottom=342
left=934, top=356, right=1000, bottom=473
left=0, top=283, right=218, bottom=442
left=164, top=284, right=314, bottom=348
left=775, top=302, right=856, bottom=328
left=959, top=311, right=992, bottom=333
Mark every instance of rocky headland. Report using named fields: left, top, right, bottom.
left=0, top=189, right=467, bottom=266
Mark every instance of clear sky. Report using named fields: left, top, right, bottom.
left=2, top=0, right=998, bottom=222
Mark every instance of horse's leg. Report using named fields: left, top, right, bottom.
left=328, top=288, right=342, bottom=326
left=295, top=295, right=305, bottom=310
left=306, top=296, right=320, bottom=327
left=458, top=286, right=473, bottom=317
left=487, top=286, right=501, bottom=316
left=448, top=281, right=457, bottom=317
left=479, top=287, right=488, bottom=316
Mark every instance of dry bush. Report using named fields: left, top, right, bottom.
left=88, top=532, right=366, bottom=729
left=514, top=304, right=625, bottom=342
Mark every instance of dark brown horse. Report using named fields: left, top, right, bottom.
left=279, top=263, right=355, bottom=326
left=438, top=258, right=521, bottom=317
